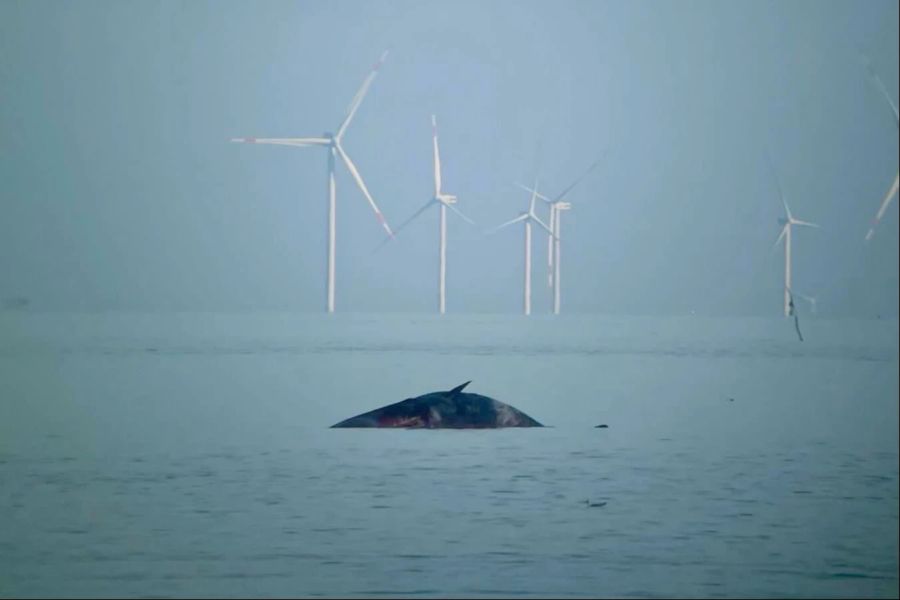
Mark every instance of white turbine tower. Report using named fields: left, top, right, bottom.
left=770, top=166, right=819, bottom=317
left=381, top=115, right=475, bottom=314
left=231, top=51, right=394, bottom=313
left=516, top=159, right=602, bottom=314
left=490, top=186, right=554, bottom=315
left=863, top=60, right=899, bottom=242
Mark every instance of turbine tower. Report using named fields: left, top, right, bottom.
left=770, top=166, right=819, bottom=317
left=490, top=186, right=553, bottom=315
left=231, top=51, right=394, bottom=313
left=551, top=201, right=571, bottom=315
left=863, top=59, right=899, bottom=242
left=381, top=115, right=475, bottom=314
left=516, top=159, right=601, bottom=314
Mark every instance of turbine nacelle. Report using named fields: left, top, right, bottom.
left=437, top=194, right=458, bottom=205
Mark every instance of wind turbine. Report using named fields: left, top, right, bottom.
left=489, top=186, right=554, bottom=315
left=862, top=59, right=899, bottom=242
left=770, top=163, right=819, bottom=317
left=380, top=115, right=475, bottom=314
left=231, top=51, right=394, bottom=313
left=515, top=159, right=602, bottom=314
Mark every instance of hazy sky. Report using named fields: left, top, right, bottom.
left=1, top=0, right=897, bottom=316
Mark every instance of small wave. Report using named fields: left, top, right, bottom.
left=822, top=572, right=896, bottom=581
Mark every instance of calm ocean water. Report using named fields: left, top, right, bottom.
left=1, top=312, right=898, bottom=598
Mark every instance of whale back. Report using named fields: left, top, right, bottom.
left=330, top=383, right=543, bottom=428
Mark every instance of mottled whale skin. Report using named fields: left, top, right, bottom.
left=330, top=381, right=543, bottom=429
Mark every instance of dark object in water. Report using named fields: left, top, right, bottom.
left=330, top=381, right=543, bottom=429
left=585, top=500, right=607, bottom=507
left=792, top=313, right=804, bottom=342
left=787, top=288, right=804, bottom=342
left=594, top=424, right=609, bottom=428
left=1, top=296, right=29, bottom=310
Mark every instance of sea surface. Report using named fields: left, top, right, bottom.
left=1, top=312, right=898, bottom=598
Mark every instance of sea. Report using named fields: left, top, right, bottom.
left=1, top=312, right=897, bottom=598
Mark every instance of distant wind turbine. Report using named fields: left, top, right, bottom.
left=380, top=115, right=475, bottom=314
left=862, top=58, right=899, bottom=242
left=489, top=185, right=554, bottom=315
left=231, top=51, right=394, bottom=313
left=768, top=158, right=819, bottom=317
left=516, top=158, right=602, bottom=314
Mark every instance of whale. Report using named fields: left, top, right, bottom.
left=330, top=381, right=543, bottom=429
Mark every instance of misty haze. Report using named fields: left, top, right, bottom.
left=1, top=1, right=897, bottom=598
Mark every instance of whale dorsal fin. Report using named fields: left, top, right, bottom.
left=447, top=381, right=471, bottom=397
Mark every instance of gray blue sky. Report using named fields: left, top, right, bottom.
left=1, top=0, right=897, bottom=316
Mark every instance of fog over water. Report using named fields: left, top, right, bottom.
left=0, top=1, right=898, bottom=598
left=0, top=0, right=897, bottom=316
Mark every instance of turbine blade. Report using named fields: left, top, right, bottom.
left=866, top=173, right=899, bottom=241
left=529, top=177, right=538, bottom=215
left=792, top=219, right=819, bottom=228
left=862, top=53, right=900, bottom=126
left=514, top=182, right=553, bottom=203
left=764, top=148, right=792, bottom=220
left=336, top=50, right=389, bottom=140
left=782, top=197, right=794, bottom=222
left=335, top=142, right=393, bottom=237
left=531, top=214, right=555, bottom=238
left=432, top=115, right=442, bottom=197
left=445, top=201, right=476, bottom=226
left=488, top=213, right=528, bottom=233
left=771, top=225, right=787, bottom=252
left=875, top=174, right=899, bottom=220
left=552, top=156, right=604, bottom=203
left=230, top=137, right=329, bottom=147
left=374, top=199, right=435, bottom=252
